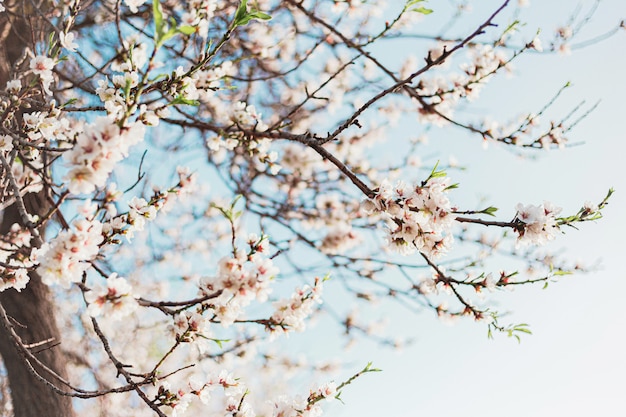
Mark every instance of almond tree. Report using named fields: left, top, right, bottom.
left=0, top=0, right=620, bottom=416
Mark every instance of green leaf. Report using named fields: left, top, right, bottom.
left=481, top=206, right=499, bottom=217
left=234, top=0, right=249, bottom=24
left=154, top=1, right=193, bottom=47
left=503, top=20, right=521, bottom=36
left=233, top=0, right=272, bottom=28
left=426, top=160, right=447, bottom=182
left=405, top=0, right=433, bottom=14
left=514, top=324, right=532, bottom=334
left=363, top=362, right=382, bottom=373
left=153, top=0, right=165, bottom=42
left=177, top=25, right=196, bottom=35
left=171, top=95, right=200, bottom=106
left=207, top=338, right=231, bottom=348
left=247, top=11, right=272, bottom=21
left=62, top=98, right=78, bottom=107
left=230, top=195, right=243, bottom=211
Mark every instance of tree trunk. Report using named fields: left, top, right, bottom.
left=0, top=1, right=74, bottom=416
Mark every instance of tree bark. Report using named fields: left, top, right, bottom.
left=0, top=1, right=74, bottom=416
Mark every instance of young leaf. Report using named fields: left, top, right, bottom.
left=481, top=206, right=499, bottom=217
left=233, top=0, right=272, bottom=28
left=177, top=25, right=196, bottom=35
left=171, top=95, right=200, bottom=106
left=153, top=0, right=165, bottom=43
left=405, top=0, right=433, bottom=14
left=234, top=0, right=249, bottom=25
left=247, top=11, right=272, bottom=21
left=411, top=6, right=433, bottom=14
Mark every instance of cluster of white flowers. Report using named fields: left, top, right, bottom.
left=314, top=381, right=337, bottom=399
left=59, top=32, right=78, bottom=52
left=22, top=108, right=72, bottom=143
left=461, top=45, right=510, bottom=85
left=63, top=117, right=145, bottom=195
left=199, top=236, right=278, bottom=327
left=272, top=383, right=336, bottom=417
left=0, top=135, right=12, bottom=153
left=306, top=194, right=362, bottom=255
left=410, top=43, right=511, bottom=126
left=32, top=218, right=104, bottom=287
left=319, top=224, right=360, bottom=255
left=174, top=166, right=199, bottom=198
left=96, top=73, right=143, bottom=118
left=125, top=196, right=158, bottom=240
left=156, top=370, right=247, bottom=417
left=170, top=311, right=212, bottom=345
left=102, top=180, right=196, bottom=244
left=514, top=201, right=562, bottom=246
left=181, top=0, right=218, bottom=39
left=207, top=133, right=280, bottom=174
left=232, top=101, right=268, bottom=132
left=555, top=25, right=574, bottom=55
left=10, top=158, right=44, bottom=195
left=205, top=134, right=238, bottom=163
left=85, top=273, right=137, bottom=320
left=279, top=144, right=319, bottom=182
left=124, top=0, right=146, bottom=13
left=0, top=224, right=34, bottom=292
left=539, top=124, right=567, bottom=149
left=271, top=277, right=324, bottom=334
left=193, top=61, right=235, bottom=100
left=29, top=55, right=55, bottom=95
left=365, top=176, right=456, bottom=258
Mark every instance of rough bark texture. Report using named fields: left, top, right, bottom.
left=0, top=1, right=74, bottom=416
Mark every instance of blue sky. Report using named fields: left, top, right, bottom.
left=315, top=1, right=626, bottom=416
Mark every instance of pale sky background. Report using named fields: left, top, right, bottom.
left=5, top=1, right=623, bottom=415
left=300, top=1, right=626, bottom=416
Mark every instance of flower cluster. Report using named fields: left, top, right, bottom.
left=514, top=201, right=562, bottom=246
left=271, top=277, right=324, bottom=334
left=205, top=100, right=279, bottom=174
left=199, top=237, right=278, bottom=327
left=85, top=273, right=137, bottom=320
left=32, top=218, right=104, bottom=288
left=29, top=55, right=55, bottom=95
left=9, top=158, right=44, bottom=195
left=312, top=194, right=362, bottom=255
left=124, top=0, right=146, bottom=13
left=319, top=224, right=360, bottom=255
left=0, top=224, right=34, bottom=292
left=231, top=101, right=268, bottom=132
left=22, top=107, right=72, bottom=143
left=313, top=382, right=337, bottom=399
left=155, top=370, right=246, bottom=417
left=365, top=176, right=456, bottom=258
left=270, top=394, right=325, bottom=417
left=63, top=117, right=145, bottom=195
left=181, top=0, right=218, bottom=39
left=169, top=310, right=213, bottom=353
left=126, top=196, right=158, bottom=239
